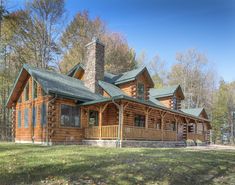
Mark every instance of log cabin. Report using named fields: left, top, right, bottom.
left=6, top=38, right=211, bottom=147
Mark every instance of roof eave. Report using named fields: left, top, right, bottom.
left=80, top=95, right=210, bottom=122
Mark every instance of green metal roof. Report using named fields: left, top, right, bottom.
left=150, top=85, right=184, bottom=99
left=80, top=95, right=210, bottom=122
left=7, top=64, right=103, bottom=107
left=149, top=96, right=165, bottom=107
left=66, top=63, right=85, bottom=77
left=104, top=67, right=154, bottom=86
left=98, top=80, right=127, bottom=97
left=181, top=108, right=205, bottom=117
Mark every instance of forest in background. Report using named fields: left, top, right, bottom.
left=0, top=0, right=234, bottom=143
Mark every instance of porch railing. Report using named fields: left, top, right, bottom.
left=123, top=126, right=162, bottom=140
left=85, top=125, right=118, bottom=139
left=85, top=125, right=177, bottom=141
left=187, top=133, right=205, bottom=141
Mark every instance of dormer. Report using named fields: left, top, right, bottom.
left=103, top=67, right=154, bottom=100
left=181, top=108, right=209, bottom=119
left=150, top=85, right=184, bottom=110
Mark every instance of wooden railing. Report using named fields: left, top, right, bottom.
left=101, top=125, right=118, bottom=139
left=163, top=130, right=177, bottom=141
left=123, top=126, right=162, bottom=140
left=85, top=126, right=100, bottom=139
left=85, top=125, right=118, bottom=139
left=85, top=125, right=177, bottom=141
left=187, top=133, right=205, bottom=141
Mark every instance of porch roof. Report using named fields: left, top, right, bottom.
left=181, top=108, right=208, bottom=119
left=150, top=85, right=185, bottom=99
left=80, top=95, right=211, bottom=123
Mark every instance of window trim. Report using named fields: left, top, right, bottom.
left=134, top=114, right=146, bottom=127
left=24, top=82, right=29, bottom=101
left=137, top=82, right=145, bottom=100
left=60, top=104, right=81, bottom=128
left=32, top=106, right=37, bottom=127
left=24, top=108, right=29, bottom=128
left=33, top=79, right=38, bottom=99
left=18, top=110, right=21, bottom=128
left=88, top=110, right=99, bottom=127
left=40, top=103, right=47, bottom=127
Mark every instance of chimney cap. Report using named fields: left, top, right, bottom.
left=85, top=37, right=105, bottom=47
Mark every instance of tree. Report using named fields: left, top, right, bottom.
left=136, top=51, right=167, bottom=88
left=167, top=48, right=217, bottom=112
left=59, top=11, right=137, bottom=74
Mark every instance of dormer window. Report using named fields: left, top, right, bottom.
left=173, top=96, right=177, bottom=110
left=137, top=83, right=145, bottom=100
left=25, top=82, right=29, bottom=101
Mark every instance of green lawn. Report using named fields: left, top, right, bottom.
left=0, top=143, right=234, bottom=185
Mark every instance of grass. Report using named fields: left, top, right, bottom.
left=0, top=143, right=235, bottom=185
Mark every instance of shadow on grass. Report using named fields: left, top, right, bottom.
left=0, top=146, right=234, bottom=185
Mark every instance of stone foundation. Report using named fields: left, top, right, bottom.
left=82, top=140, right=186, bottom=148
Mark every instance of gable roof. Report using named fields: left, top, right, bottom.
left=104, top=67, right=154, bottom=87
left=181, top=108, right=208, bottom=119
left=98, top=80, right=127, bottom=97
left=150, top=85, right=185, bottom=99
left=66, top=63, right=85, bottom=78
left=149, top=96, right=165, bottom=107
left=6, top=64, right=103, bottom=108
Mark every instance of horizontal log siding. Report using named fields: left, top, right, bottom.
left=49, top=98, right=84, bottom=144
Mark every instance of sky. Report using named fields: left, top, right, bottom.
left=7, top=0, right=235, bottom=82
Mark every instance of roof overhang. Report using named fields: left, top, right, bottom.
left=80, top=95, right=211, bottom=124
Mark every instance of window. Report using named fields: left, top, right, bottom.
left=171, top=122, right=176, bottom=131
left=32, top=106, right=37, bottom=127
left=172, top=96, right=177, bottom=110
left=61, top=104, right=80, bottom=127
left=137, top=83, right=145, bottom=100
left=41, top=103, right=47, bottom=127
left=24, top=108, right=29, bottom=128
left=134, top=114, right=145, bottom=127
left=89, top=110, right=99, bottom=126
left=33, top=80, right=38, bottom=99
left=156, top=119, right=161, bottom=130
left=25, top=82, right=29, bottom=101
left=18, top=110, right=21, bottom=128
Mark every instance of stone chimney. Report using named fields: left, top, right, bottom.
left=84, top=37, right=105, bottom=94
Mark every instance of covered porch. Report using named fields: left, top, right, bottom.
left=81, top=97, right=210, bottom=144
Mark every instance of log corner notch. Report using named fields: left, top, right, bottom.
left=11, top=103, right=16, bottom=142
left=47, top=96, right=57, bottom=145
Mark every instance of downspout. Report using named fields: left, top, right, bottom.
left=112, top=98, right=122, bottom=148
left=46, top=94, right=57, bottom=146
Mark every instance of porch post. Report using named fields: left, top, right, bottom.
left=99, top=108, right=102, bottom=140
left=174, top=116, right=178, bottom=141
left=185, top=118, right=189, bottom=140
left=120, top=103, right=124, bottom=146
left=161, top=116, right=164, bottom=141
left=202, top=121, right=205, bottom=142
